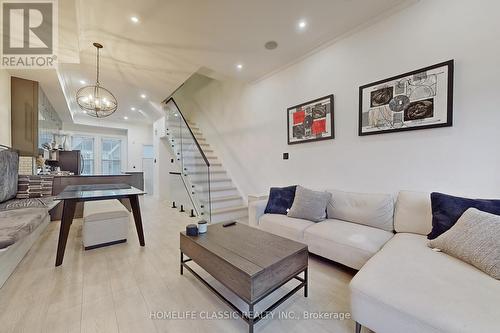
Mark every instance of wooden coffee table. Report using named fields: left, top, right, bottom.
left=180, top=222, right=308, bottom=333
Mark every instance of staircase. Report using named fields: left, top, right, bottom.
left=163, top=99, right=248, bottom=224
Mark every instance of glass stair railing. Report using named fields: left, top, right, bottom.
left=163, top=98, right=212, bottom=223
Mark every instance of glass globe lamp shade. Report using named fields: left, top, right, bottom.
left=76, top=85, right=117, bottom=118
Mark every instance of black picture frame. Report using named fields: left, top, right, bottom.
left=287, top=94, right=334, bottom=145
left=358, top=60, right=454, bottom=136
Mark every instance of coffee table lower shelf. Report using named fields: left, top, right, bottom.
left=180, top=251, right=308, bottom=333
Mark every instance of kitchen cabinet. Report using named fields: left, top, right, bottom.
left=11, top=77, right=39, bottom=156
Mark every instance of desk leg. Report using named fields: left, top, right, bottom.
left=129, top=195, right=145, bottom=246
left=55, top=199, right=77, bottom=266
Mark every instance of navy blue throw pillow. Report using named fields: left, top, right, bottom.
left=428, top=192, right=500, bottom=239
left=264, top=186, right=297, bottom=215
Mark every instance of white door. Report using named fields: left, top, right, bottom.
left=142, top=145, right=154, bottom=195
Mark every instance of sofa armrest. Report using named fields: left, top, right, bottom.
left=248, top=199, right=268, bottom=227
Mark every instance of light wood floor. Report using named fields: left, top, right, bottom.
left=0, top=196, right=361, bottom=333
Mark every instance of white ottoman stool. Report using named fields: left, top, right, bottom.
left=83, top=199, right=130, bottom=250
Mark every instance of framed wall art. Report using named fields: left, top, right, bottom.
left=287, top=94, right=334, bottom=145
left=359, top=60, right=454, bottom=136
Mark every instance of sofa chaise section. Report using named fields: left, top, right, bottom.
left=350, top=191, right=500, bottom=333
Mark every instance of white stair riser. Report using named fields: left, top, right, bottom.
left=169, top=138, right=207, bottom=144
left=180, top=158, right=218, bottom=165
left=168, top=141, right=209, bottom=149
left=188, top=173, right=227, bottom=182
left=206, top=198, right=244, bottom=210
left=177, top=152, right=216, bottom=159
left=210, top=209, right=248, bottom=224
left=195, top=189, right=238, bottom=197
left=192, top=180, right=233, bottom=190
left=165, top=123, right=200, bottom=130
left=187, top=170, right=225, bottom=177
left=172, top=152, right=216, bottom=160
left=184, top=166, right=222, bottom=173
left=165, top=129, right=205, bottom=141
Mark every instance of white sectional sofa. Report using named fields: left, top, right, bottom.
left=249, top=189, right=396, bottom=270
left=350, top=191, right=500, bottom=333
left=248, top=189, right=500, bottom=333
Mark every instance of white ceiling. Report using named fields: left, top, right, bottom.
left=11, top=0, right=416, bottom=127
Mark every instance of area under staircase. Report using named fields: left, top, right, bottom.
left=162, top=98, right=247, bottom=224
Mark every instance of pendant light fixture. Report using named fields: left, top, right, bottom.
left=76, top=43, right=118, bottom=117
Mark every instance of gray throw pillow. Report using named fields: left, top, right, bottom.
left=287, top=185, right=332, bottom=222
left=429, top=208, right=500, bottom=279
left=0, top=149, right=19, bottom=203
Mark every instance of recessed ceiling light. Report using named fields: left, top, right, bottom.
left=123, top=116, right=128, bottom=120
left=298, top=20, right=307, bottom=30
left=79, top=80, right=86, bottom=84
left=140, top=94, right=146, bottom=99
left=130, top=107, right=136, bottom=111
left=130, top=16, right=139, bottom=23
left=236, top=63, right=243, bottom=70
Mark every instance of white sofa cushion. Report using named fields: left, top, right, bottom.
left=350, top=233, right=500, bottom=333
left=394, top=191, right=432, bottom=235
left=304, top=219, right=393, bottom=270
left=327, top=190, right=394, bottom=231
left=258, top=214, right=314, bottom=242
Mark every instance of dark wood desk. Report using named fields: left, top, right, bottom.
left=180, top=222, right=308, bottom=333
left=54, top=184, right=145, bottom=266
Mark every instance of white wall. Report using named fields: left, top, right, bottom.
left=127, top=124, right=153, bottom=172
left=153, top=117, right=179, bottom=199
left=175, top=0, right=500, bottom=198
left=0, top=70, right=10, bottom=146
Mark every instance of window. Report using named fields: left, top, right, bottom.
left=71, top=135, right=94, bottom=175
left=38, top=131, right=53, bottom=148
left=101, top=138, right=122, bottom=175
